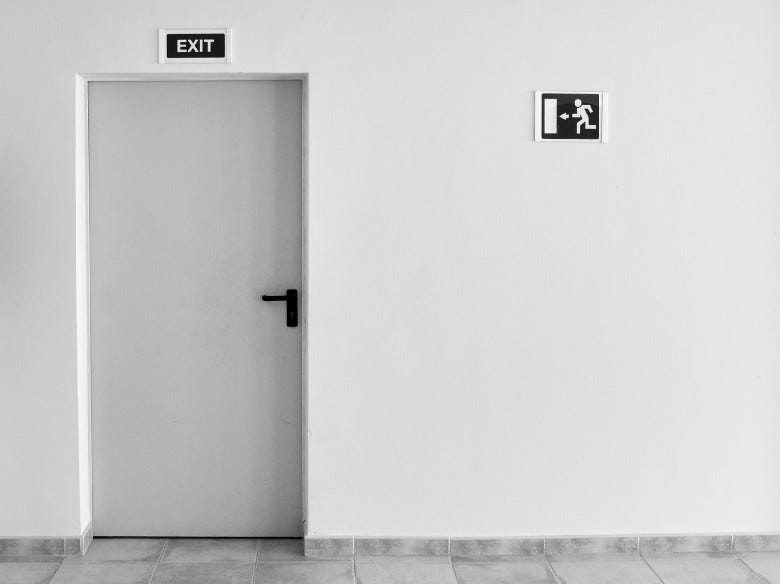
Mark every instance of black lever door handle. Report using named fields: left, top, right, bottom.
left=261, top=289, right=298, bottom=327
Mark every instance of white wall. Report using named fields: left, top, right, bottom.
left=2, top=0, right=780, bottom=537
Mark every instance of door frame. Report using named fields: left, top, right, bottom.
left=75, top=73, right=309, bottom=536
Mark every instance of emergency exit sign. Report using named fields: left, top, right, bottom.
left=534, top=91, right=608, bottom=142
left=158, top=29, right=232, bottom=64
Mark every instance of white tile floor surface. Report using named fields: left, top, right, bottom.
left=2, top=538, right=780, bottom=583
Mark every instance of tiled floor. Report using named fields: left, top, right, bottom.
left=4, top=539, right=780, bottom=583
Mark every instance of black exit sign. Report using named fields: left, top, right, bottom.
left=535, top=91, right=608, bottom=143
left=158, top=29, right=232, bottom=64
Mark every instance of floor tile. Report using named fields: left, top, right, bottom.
left=50, top=563, right=155, bottom=584
left=256, top=561, right=354, bottom=584
left=0, top=563, right=59, bottom=584
left=63, top=537, right=165, bottom=563
left=549, top=553, right=660, bottom=584
left=152, top=563, right=254, bottom=584
left=161, top=538, right=257, bottom=563
left=258, top=538, right=317, bottom=562
left=453, top=559, right=557, bottom=584
left=355, top=557, right=457, bottom=584
left=739, top=551, right=780, bottom=582
left=643, top=553, right=760, bottom=583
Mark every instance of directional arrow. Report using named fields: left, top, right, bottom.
left=559, top=113, right=570, bottom=120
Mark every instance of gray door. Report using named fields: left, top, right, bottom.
left=89, top=80, right=303, bottom=536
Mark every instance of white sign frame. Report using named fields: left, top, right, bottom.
left=534, top=91, right=609, bottom=143
left=158, top=28, right=233, bottom=64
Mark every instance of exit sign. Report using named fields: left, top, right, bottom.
left=158, top=29, right=232, bottom=64
left=534, top=91, right=608, bottom=143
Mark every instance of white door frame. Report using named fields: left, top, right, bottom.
left=75, top=73, right=309, bottom=536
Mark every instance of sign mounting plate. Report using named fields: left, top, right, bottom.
left=535, top=91, right=608, bottom=143
left=158, top=28, right=232, bottom=64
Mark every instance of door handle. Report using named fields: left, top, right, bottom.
left=261, top=289, right=298, bottom=327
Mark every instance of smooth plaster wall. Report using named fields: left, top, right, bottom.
left=1, top=0, right=779, bottom=537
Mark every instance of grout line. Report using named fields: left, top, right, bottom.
left=146, top=539, right=168, bottom=584
left=50, top=553, right=66, bottom=579
left=449, top=552, right=461, bottom=584
left=735, top=550, right=771, bottom=584
left=638, top=550, right=666, bottom=584
left=250, top=539, right=260, bottom=584
left=543, top=554, right=564, bottom=584
left=352, top=554, right=357, bottom=584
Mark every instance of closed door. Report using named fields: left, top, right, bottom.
left=89, top=80, right=303, bottom=536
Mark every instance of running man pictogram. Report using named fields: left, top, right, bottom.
left=572, top=99, right=597, bottom=134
